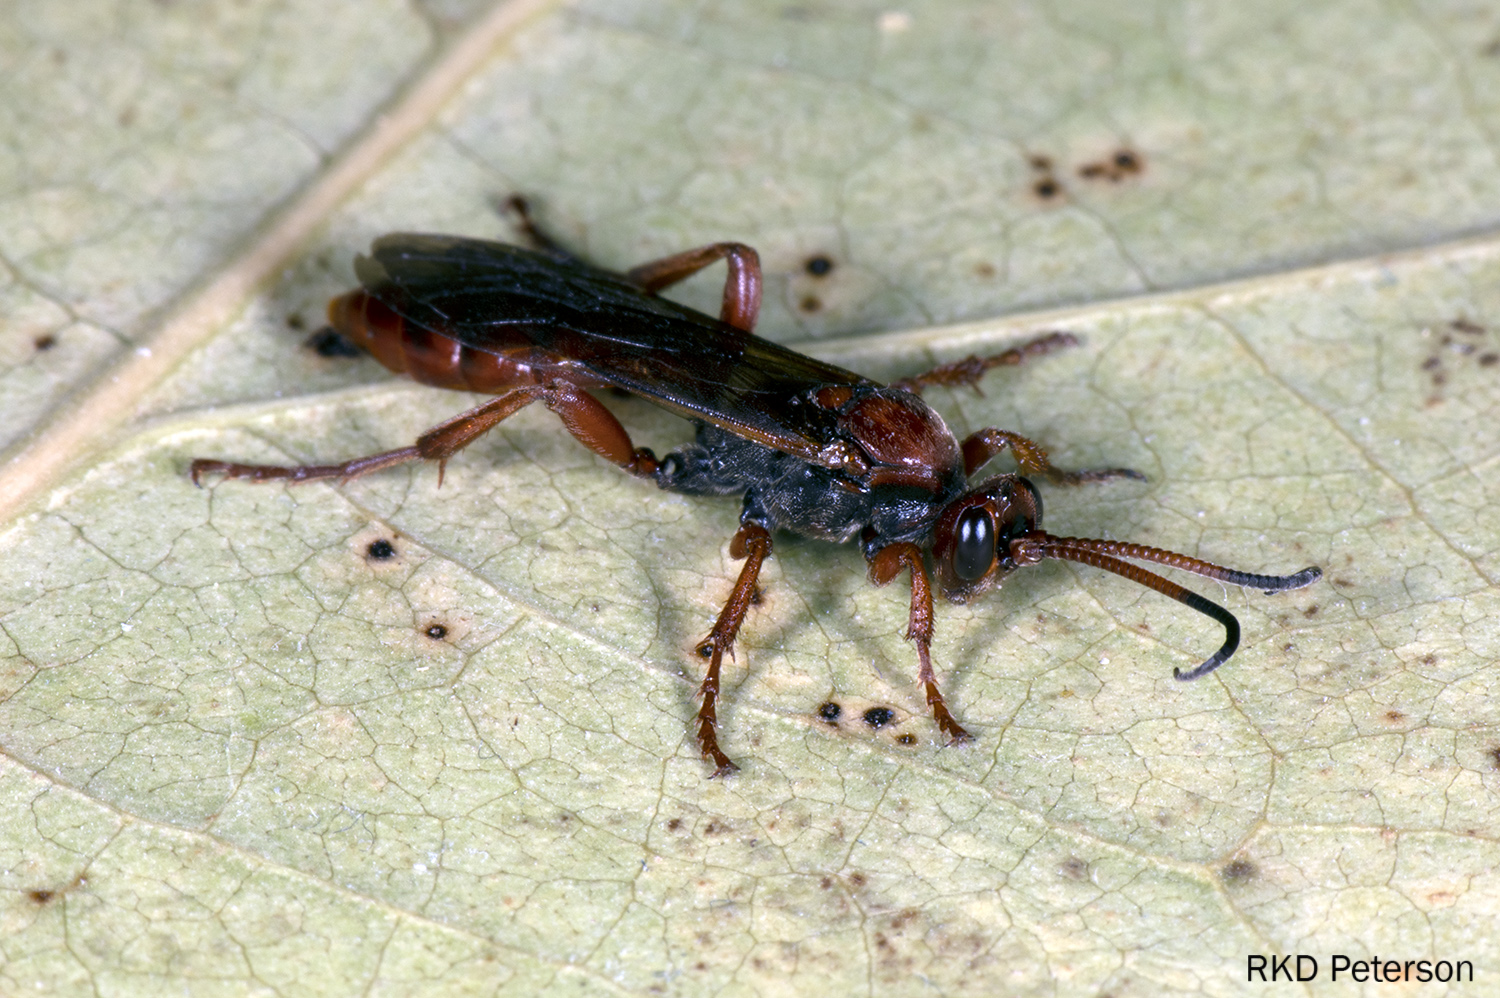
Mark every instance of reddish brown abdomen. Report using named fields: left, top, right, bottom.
left=327, top=290, right=536, bottom=393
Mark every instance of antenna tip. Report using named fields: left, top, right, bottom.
left=1263, top=566, right=1322, bottom=594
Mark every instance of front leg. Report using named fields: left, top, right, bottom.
left=694, top=522, right=773, bottom=777
left=960, top=428, right=1145, bottom=485
left=867, top=542, right=971, bottom=744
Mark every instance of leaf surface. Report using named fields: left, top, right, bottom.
left=3, top=1, right=1500, bottom=995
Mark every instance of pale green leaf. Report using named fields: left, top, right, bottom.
left=3, top=1, right=1499, bottom=996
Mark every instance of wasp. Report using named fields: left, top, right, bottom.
left=193, top=200, right=1320, bottom=776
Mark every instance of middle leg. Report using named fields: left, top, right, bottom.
left=960, top=428, right=1144, bottom=485
left=890, top=331, right=1079, bottom=394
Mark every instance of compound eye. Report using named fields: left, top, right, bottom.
left=953, top=507, right=995, bottom=581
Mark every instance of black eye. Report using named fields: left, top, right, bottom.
left=953, top=507, right=994, bottom=580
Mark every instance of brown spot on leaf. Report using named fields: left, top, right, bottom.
left=1221, top=858, right=1256, bottom=881
left=1113, top=149, right=1143, bottom=174
left=1078, top=149, right=1145, bottom=182
left=889, top=908, right=920, bottom=929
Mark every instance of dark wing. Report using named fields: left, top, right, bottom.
left=356, top=234, right=872, bottom=464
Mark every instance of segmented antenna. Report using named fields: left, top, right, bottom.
left=1013, top=534, right=1321, bottom=680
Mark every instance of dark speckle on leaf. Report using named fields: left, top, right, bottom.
left=817, top=701, right=841, bottom=722
left=862, top=706, right=895, bottom=729
left=425, top=624, right=448, bottom=640
left=1221, top=858, right=1257, bottom=881
left=804, top=255, right=834, bottom=277
left=367, top=539, right=396, bottom=560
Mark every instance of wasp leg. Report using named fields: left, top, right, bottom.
left=626, top=243, right=762, bottom=333
left=502, top=196, right=761, bottom=331
left=867, top=542, right=971, bottom=744
left=693, top=522, right=772, bottom=777
left=192, top=380, right=659, bottom=487
left=891, top=330, right=1079, bottom=394
left=536, top=381, right=659, bottom=477
left=190, top=391, right=538, bottom=486
left=959, top=428, right=1144, bottom=485
left=500, top=195, right=583, bottom=263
